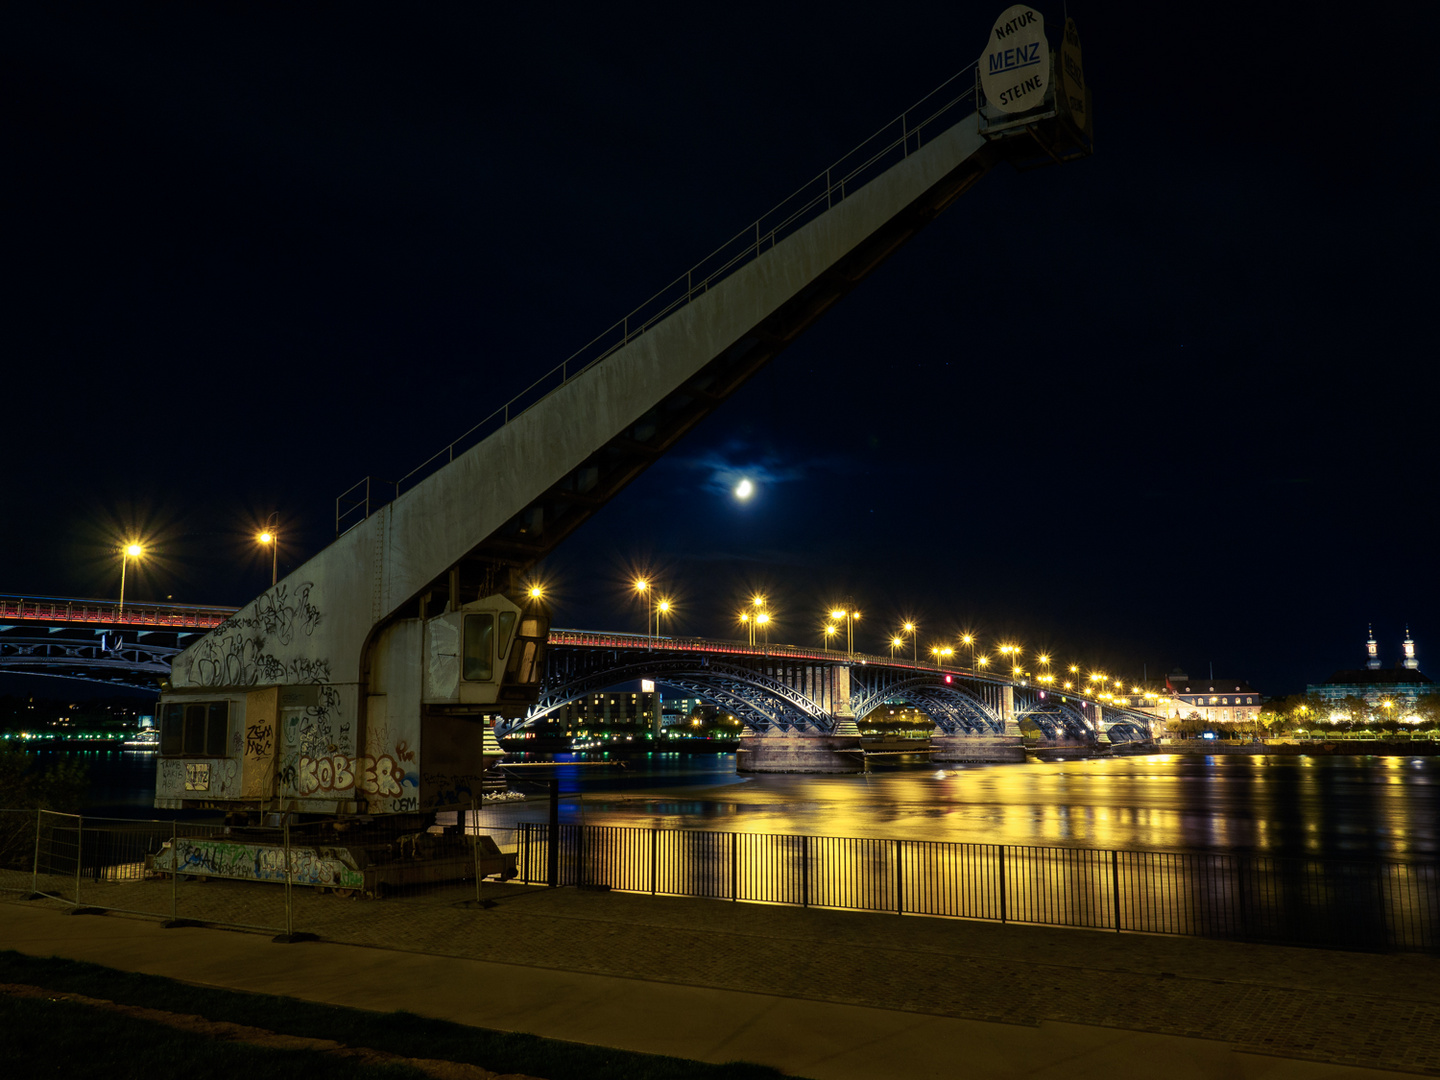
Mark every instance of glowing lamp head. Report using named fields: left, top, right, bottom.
left=528, top=585, right=545, bottom=600
left=124, top=544, right=143, bottom=558
left=258, top=532, right=273, bottom=545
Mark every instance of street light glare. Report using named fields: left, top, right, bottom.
left=125, top=543, right=143, bottom=557
left=258, top=532, right=273, bottom=545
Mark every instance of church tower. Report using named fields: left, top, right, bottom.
left=1403, top=626, right=1419, bottom=671
left=1366, top=625, right=1381, bottom=670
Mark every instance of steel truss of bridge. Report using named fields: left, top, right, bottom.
left=522, top=630, right=1156, bottom=742
left=0, top=594, right=235, bottom=690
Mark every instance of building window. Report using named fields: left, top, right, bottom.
left=160, top=701, right=229, bottom=757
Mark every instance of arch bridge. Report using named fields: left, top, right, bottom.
left=514, top=629, right=1157, bottom=747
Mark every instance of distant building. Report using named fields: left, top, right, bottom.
left=1133, top=670, right=1262, bottom=726
left=1307, top=626, right=1435, bottom=717
left=551, top=689, right=663, bottom=739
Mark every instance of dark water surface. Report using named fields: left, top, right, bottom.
left=51, top=749, right=1440, bottom=861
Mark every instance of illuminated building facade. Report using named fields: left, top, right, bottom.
left=551, top=690, right=663, bottom=740
left=1307, top=627, right=1435, bottom=716
left=1132, top=670, right=1262, bottom=725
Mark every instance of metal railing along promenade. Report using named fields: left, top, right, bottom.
left=337, top=63, right=981, bottom=534
left=510, top=824, right=1440, bottom=953
left=3, top=808, right=1436, bottom=953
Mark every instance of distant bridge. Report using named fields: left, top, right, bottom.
left=0, top=596, right=1152, bottom=741
left=0, top=594, right=235, bottom=690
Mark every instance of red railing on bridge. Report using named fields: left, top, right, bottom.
left=0, top=593, right=237, bottom=630
left=546, top=628, right=1008, bottom=683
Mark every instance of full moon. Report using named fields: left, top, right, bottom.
left=734, top=478, right=754, bottom=500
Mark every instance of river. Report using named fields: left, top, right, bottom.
left=46, top=749, right=1440, bottom=861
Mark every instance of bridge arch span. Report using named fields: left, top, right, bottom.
left=505, top=655, right=835, bottom=736
left=852, top=674, right=1004, bottom=735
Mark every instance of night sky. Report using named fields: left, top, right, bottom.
left=4, top=2, right=1437, bottom=698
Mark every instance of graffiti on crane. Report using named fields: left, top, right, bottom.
left=192, top=582, right=326, bottom=688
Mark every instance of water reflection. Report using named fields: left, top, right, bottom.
left=44, top=747, right=1440, bottom=862
left=482, top=753, right=1440, bottom=861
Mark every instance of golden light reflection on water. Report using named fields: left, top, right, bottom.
left=483, top=754, right=1440, bottom=860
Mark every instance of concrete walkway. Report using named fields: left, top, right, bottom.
left=2, top=889, right=1438, bottom=1079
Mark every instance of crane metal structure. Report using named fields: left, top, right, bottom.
left=153, top=9, right=1092, bottom=833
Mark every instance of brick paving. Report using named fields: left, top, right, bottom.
left=18, top=872, right=1438, bottom=1075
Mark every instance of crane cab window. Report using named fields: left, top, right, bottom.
left=496, top=611, right=517, bottom=659
left=464, top=613, right=495, bottom=681
left=160, top=701, right=229, bottom=757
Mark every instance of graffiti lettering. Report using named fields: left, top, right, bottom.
left=296, top=753, right=359, bottom=796
left=244, top=722, right=274, bottom=756
left=191, top=583, right=326, bottom=688
left=360, top=754, right=404, bottom=798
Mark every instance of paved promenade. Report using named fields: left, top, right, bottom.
left=3, top=883, right=1439, bottom=1078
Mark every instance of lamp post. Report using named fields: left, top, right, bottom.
left=961, top=633, right=975, bottom=672
left=756, top=610, right=770, bottom=651
left=634, top=578, right=651, bottom=640
left=656, top=598, right=672, bottom=638
left=739, top=611, right=753, bottom=646
left=904, top=622, right=917, bottom=664
left=119, top=543, right=143, bottom=616
left=257, top=516, right=279, bottom=587
left=890, top=636, right=903, bottom=660
left=823, top=623, right=837, bottom=653
left=830, top=605, right=860, bottom=656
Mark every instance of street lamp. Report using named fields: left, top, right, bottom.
left=831, top=606, right=860, bottom=656
left=961, top=633, right=975, bottom=672
left=890, top=636, right=904, bottom=660
left=656, top=598, right=672, bottom=637
left=823, top=623, right=838, bottom=652
left=904, top=622, right=918, bottom=664
left=634, top=578, right=651, bottom=640
left=257, top=516, right=279, bottom=587
left=756, top=611, right=771, bottom=650
left=119, top=542, right=144, bottom=615
left=738, top=610, right=753, bottom=646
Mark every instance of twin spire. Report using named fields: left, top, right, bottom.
left=1367, top=624, right=1418, bottom=671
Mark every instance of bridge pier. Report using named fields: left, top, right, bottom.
left=1000, top=684, right=1022, bottom=737
left=930, top=734, right=1026, bottom=763
left=736, top=730, right=863, bottom=774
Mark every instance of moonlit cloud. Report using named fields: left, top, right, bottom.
left=675, top=441, right=838, bottom=498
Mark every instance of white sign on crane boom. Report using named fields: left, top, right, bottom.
left=980, top=5, right=1050, bottom=114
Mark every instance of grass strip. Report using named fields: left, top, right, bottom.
left=0, top=951, right=807, bottom=1080
left=0, top=992, right=428, bottom=1080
